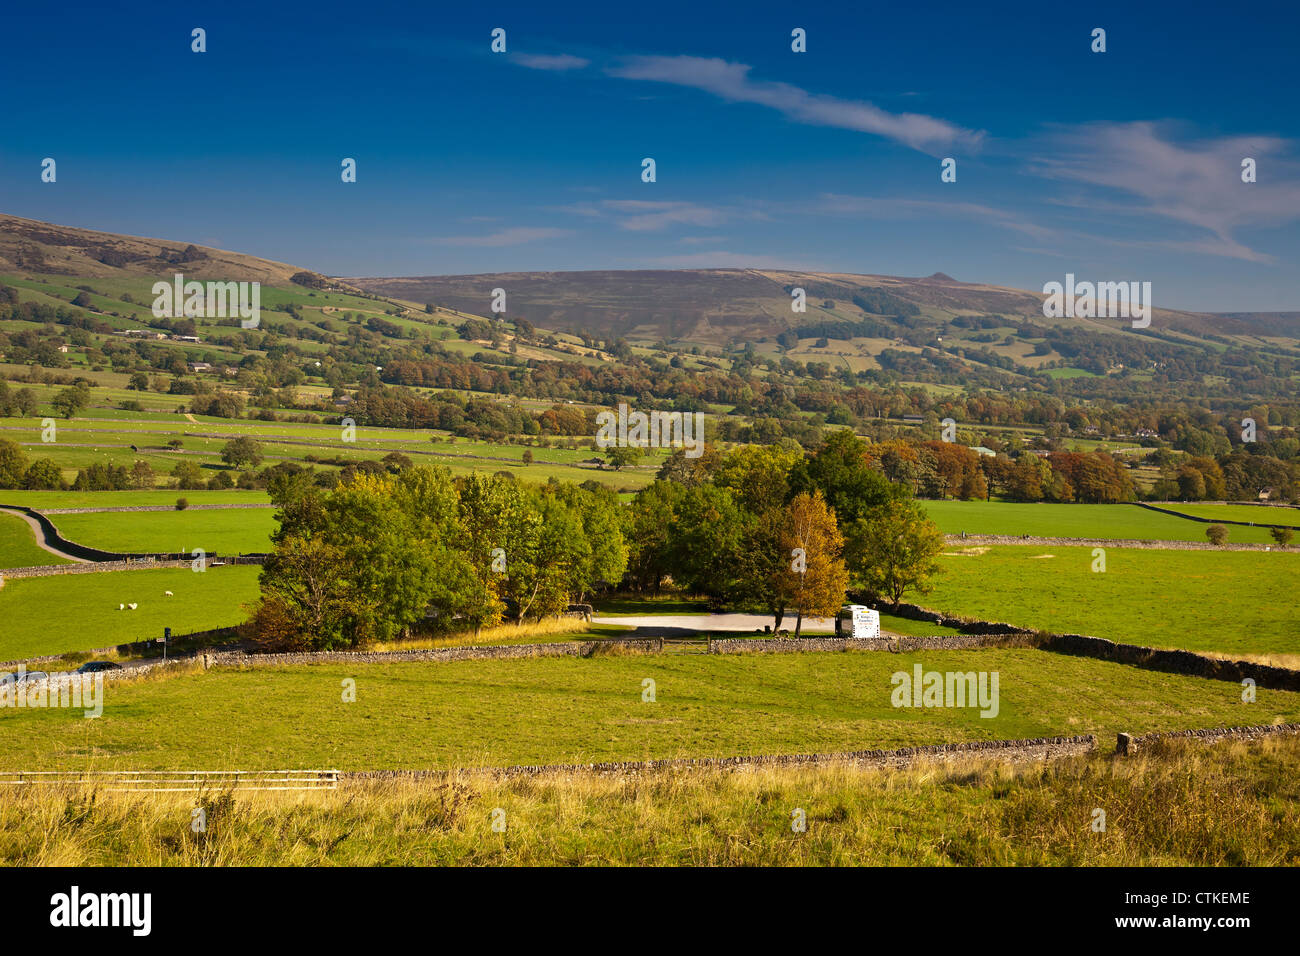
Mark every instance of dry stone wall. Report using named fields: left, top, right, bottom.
left=708, top=634, right=1035, bottom=654
left=343, top=733, right=1099, bottom=780
left=200, top=638, right=663, bottom=669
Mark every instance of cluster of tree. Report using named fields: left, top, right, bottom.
left=1147, top=448, right=1298, bottom=502
left=857, top=439, right=1134, bottom=503
left=191, top=391, right=246, bottom=418
left=0, top=381, right=39, bottom=417
left=983, top=450, right=1135, bottom=503
left=341, top=387, right=598, bottom=441
left=250, top=470, right=628, bottom=649
left=71, top=461, right=157, bottom=491
left=0, top=438, right=63, bottom=489
left=632, top=432, right=946, bottom=624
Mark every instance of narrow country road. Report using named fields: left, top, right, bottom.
left=592, top=613, right=835, bottom=637
left=0, top=507, right=92, bottom=564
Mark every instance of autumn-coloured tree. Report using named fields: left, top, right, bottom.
left=921, top=441, right=988, bottom=500
left=1047, top=451, right=1134, bottom=503
left=773, top=491, right=849, bottom=636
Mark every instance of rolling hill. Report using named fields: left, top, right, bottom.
left=0, top=213, right=349, bottom=291
left=3, top=213, right=1298, bottom=400
left=347, top=267, right=1300, bottom=346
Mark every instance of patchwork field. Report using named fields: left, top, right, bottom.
left=925, top=545, right=1300, bottom=656
left=0, top=649, right=1289, bottom=771
left=0, top=565, right=261, bottom=660
left=921, top=500, right=1278, bottom=544
left=1, top=404, right=662, bottom=491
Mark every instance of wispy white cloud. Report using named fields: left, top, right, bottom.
left=427, top=227, right=572, bottom=247
left=601, top=199, right=728, bottom=231
left=813, top=194, right=1053, bottom=240
left=513, top=53, right=590, bottom=71
left=552, top=199, right=738, bottom=232
left=1028, top=122, right=1300, bottom=263
left=606, top=55, right=981, bottom=154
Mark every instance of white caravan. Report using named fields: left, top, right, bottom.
left=835, top=605, right=880, bottom=640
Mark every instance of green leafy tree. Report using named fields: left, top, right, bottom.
left=624, top=480, right=685, bottom=592
left=172, top=459, right=206, bottom=489
left=221, top=436, right=264, bottom=469
left=605, top=445, right=641, bottom=470
left=846, top=499, right=946, bottom=607
left=52, top=385, right=90, bottom=419
left=0, top=438, right=29, bottom=488
left=455, top=472, right=530, bottom=634
left=666, top=483, right=749, bottom=606
left=130, top=460, right=155, bottom=490
left=548, top=482, right=628, bottom=603
left=23, top=458, right=63, bottom=490
left=498, top=492, right=587, bottom=622
left=790, top=429, right=905, bottom=525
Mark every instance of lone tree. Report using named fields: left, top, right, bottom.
left=605, top=445, right=641, bottom=471
left=52, top=385, right=91, bottom=419
left=221, top=436, right=264, bottom=469
left=775, top=491, right=849, bottom=636
left=1205, top=524, right=1229, bottom=547
left=1269, top=526, right=1293, bottom=548
left=846, top=498, right=946, bottom=607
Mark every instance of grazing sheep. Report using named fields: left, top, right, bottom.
left=118, top=603, right=125, bottom=610
left=128, top=603, right=138, bottom=610
left=164, top=591, right=173, bottom=597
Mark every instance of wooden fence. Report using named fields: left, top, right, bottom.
left=0, top=770, right=339, bottom=792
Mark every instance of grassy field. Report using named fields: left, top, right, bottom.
left=1, top=407, right=658, bottom=491
left=1157, top=503, right=1300, bottom=528
left=0, top=489, right=269, bottom=509
left=0, top=565, right=261, bottom=660
left=4, top=735, right=1295, bottom=865
left=0, top=511, right=68, bottom=569
left=925, top=545, right=1299, bottom=655
left=921, top=500, right=1277, bottom=544
left=50, top=508, right=276, bottom=555
left=0, top=648, right=1290, bottom=770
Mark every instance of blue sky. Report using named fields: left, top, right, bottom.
left=2, top=0, right=1298, bottom=310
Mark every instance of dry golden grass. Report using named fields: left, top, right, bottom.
left=1195, top=648, right=1300, bottom=670
left=3, top=735, right=1297, bottom=866
left=369, top=618, right=592, bottom=652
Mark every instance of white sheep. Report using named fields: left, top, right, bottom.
left=118, top=603, right=125, bottom=610
left=164, top=591, right=173, bottom=597
left=128, top=603, right=138, bottom=610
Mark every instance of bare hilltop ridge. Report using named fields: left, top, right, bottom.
left=3, top=212, right=1297, bottom=346
left=345, top=268, right=1300, bottom=343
